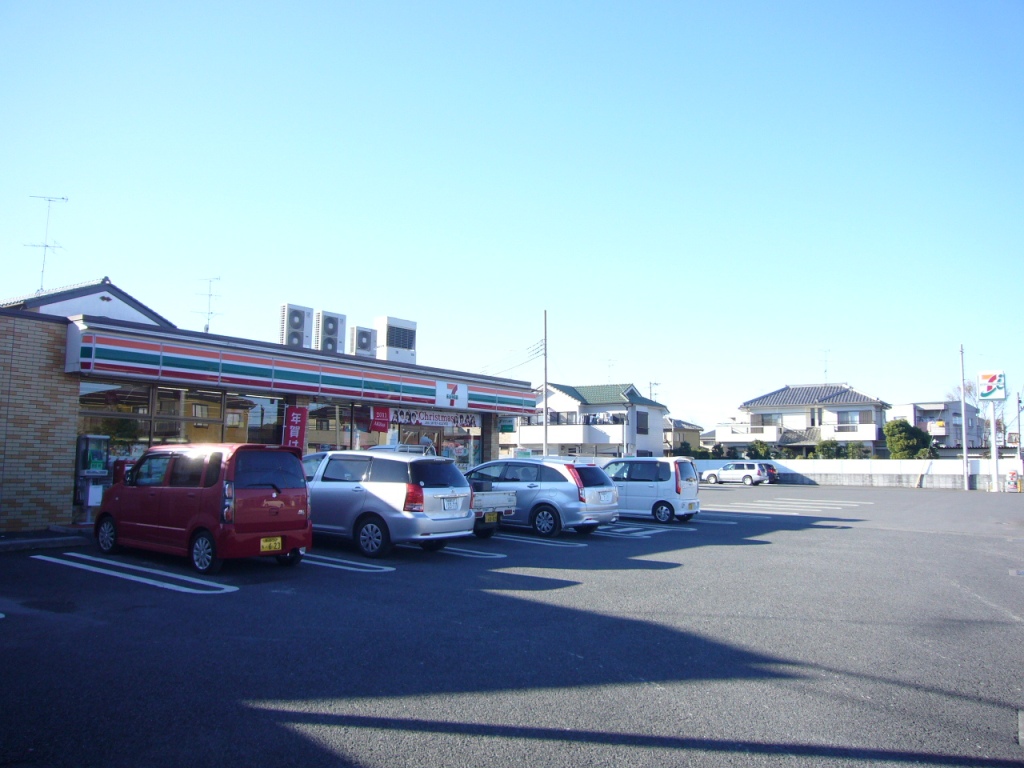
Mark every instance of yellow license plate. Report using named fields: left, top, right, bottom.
left=260, top=537, right=282, bottom=552
left=484, top=512, right=498, bottom=523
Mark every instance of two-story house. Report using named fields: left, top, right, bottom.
left=707, top=383, right=891, bottom=457
left=888, top=401, right=984, bottom=449
left=663, top=417, right=703, bottom=455
left=500, top=383, right=669, bottom=458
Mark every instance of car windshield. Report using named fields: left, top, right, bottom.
left=235, top=450, right=306, bottom=489
left=574, top=466, right=612, bottom=487
left=411, top=460, right=469, bottom=488
left=677, top=461, right=697, bottom=480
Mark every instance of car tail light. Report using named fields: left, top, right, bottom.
left=222, top=481, right=235, bottom=524
left=566, top=465, right=587, bottom=502
left=404, top=483, right=424, bottom=513
left=674, top=463, right=682, bottom=495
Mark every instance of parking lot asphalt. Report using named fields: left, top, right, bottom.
left=2, top=485, right=1023, bottom=768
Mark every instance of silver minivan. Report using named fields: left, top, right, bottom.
left=464, top=458, right=618, bottom=537
left=602, top=456, right=700, bottom=523
left=302, top=450, right=474, bottom=557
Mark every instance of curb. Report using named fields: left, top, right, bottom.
left=0, top=526, right=92, bottom=554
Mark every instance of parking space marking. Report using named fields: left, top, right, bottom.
left=614, top=520, right=699, bottom=532
left=493, top=534, right=588, bottom=548
left=775, top=497, right=875, bottom=505
left=438, top=546, right=507, bottom=559
left=31, top=552, right=238, bottom=594
left=303, top=553, right=395, bottom=572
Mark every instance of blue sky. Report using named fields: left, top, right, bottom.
left=2, top=1, right=1022, bottom=430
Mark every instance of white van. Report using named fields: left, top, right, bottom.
left=601, top=457, right=700, bottom=523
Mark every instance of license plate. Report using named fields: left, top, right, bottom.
left=260, top=536, right=282, bottom=552
left=484, top=512, right=498, bottom=523
left=443, top=498, right=458, bottom=511
left=688, top=502, right=696, bottom=511
left=599, top=492, right=612, bottom=503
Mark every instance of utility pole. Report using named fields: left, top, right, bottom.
left=542, top=310, right=548, bottom=458
left=960, top=345, right=969, bottom=491
left=24, top=195, right=68, bottom=292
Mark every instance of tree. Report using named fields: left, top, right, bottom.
left=816, top=439, right=840, bottom=459
left=673, top=441, right=693, bottom=457
left=846, top=441, right=867, bottom=459
left=747, top=439, right=770, bottom=459
left=711, top=443, right=725, bottom=459
left=883, top=419, right=933, bottom=459
left=725, top=446, right=739, bottom=459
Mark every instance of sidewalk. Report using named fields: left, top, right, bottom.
left=0, top=525, right=92, bottom=553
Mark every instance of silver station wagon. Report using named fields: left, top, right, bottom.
left=464, top=457, right=618, bottom=537
left=302, top=450, right=475, bottom=557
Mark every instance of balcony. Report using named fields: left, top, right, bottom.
left=508, top=423, right=626, bottom=447
left=712, top=424, right=782, bottom=443
left=820, top=423, right=879, bottom=442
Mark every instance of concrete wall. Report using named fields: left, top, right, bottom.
left=694, top=458, right=1024, bottom=491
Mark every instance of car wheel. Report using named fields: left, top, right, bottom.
left=742, top=475, right=753, bottom=485
left=531, top=506, right=562, bottom=537
left=96, top=515, right=119, bottom=554
left=355, top=515, right=392, bottom=558
left=706, top=474, right=718, bottom=484
left=474, top=527, right=497, bottom=539
left=679, top=513, right=695, bottom=523
left=574, top=524, right=598, bottom=535
left=652, top=502, right=675, bottom=524
left=190, top=530, right=222, bottom=574
left=276, top=549, right=303, bottom=567
left=420, top=540, right=447, bottom=552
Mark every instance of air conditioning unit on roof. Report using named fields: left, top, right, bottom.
left=314, top=311, right=346, bottom=354
left=280, top=304, right=313, bottom=348
left=350, top=326, right=377, bottom=357
left=374, top=316, right=416, bottom=364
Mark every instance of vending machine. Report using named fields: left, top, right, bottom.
left=74, top=434, right=110, bottom=522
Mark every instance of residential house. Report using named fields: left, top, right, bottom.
left=888, top=401, right=984, bottom=449
left=500, top=383, right=669, bottom=458
left=664, top=417, right=703, bottom=455
left=707, top=384, right=890, bottom=457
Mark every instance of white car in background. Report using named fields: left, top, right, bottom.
left=701, top=462, right=766, bottom=486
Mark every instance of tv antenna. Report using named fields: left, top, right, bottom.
left=24, top=195, right=68, bottom=293
left=195, top=277, right=221, bottom=333
left=649, top=382, right=660, bottom=400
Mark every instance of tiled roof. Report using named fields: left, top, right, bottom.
left=664, top=417, right=703, bottom=431
left=1, top=276, right=176, bottom=328
left=742, top=384, right=889, bottom=409
left=549, top=383, right=666, bottom=409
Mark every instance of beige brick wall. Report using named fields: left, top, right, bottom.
left=0, top=313, right=79, bottom=532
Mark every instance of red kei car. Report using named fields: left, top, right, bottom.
left=95, top=443, right=312, bottom=574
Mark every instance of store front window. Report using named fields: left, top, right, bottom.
left=77, top=381, right=295, bottom=460
left=306, top=401, right=373, bottom=451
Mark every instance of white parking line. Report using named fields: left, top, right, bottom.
left=775, top=498, right=874, bottom=505
left=31, top=552, right=238, bottom=594
left=437, top=546, right=507, bottom=559
left=303, top=554, right=395, bottom=572
left=700, top=511, right=769, bottom=520
left=493, top=534, right=588, bottom=548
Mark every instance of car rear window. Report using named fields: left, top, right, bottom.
left=234, top=450, right=306, bottom=489
left=677, top=461, right=697, bottom=481
left=574, top=466, right=612, bottom=487
left=411, top=460, right=469, bottom=488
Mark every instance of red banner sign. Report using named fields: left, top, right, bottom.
left=370, top=407, right=391, bottom=433
left=282, top=406, right=308, bottom=450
